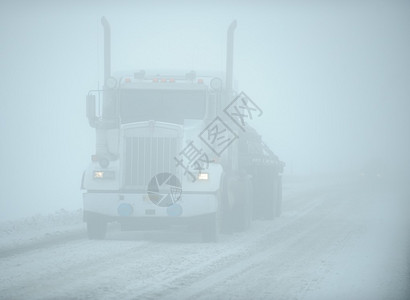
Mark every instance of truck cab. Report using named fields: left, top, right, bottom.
left=82, top=18, right=283, bottom=242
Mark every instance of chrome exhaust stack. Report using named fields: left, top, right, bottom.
left=101, top=16, right=111, bottom=83
left=225, top=20, right=237, bottom=106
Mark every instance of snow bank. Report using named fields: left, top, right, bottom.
left=0, top=209, right=84, bottom=255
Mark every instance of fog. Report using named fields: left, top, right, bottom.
left=0, top=0, right=410, bottom=299
left=1, top=1, right=408, bottom=219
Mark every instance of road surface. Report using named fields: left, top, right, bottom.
left=0, top=175, right=409, bottom=299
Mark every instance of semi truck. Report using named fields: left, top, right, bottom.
left=82, top=17, right=284, bottom=242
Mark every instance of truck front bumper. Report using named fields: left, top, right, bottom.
left=83, top=191, right=218, bottom=221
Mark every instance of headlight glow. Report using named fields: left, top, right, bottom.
left=94, top=171, right=104, bottom=179
left=93, top=171, right=115, bottom=179
left=198, top=173, right=209, bottom=181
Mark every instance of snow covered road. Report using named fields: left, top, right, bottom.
left=0, top=175, right=409, bottom=300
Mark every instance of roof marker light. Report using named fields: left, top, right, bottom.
left=210, top=77, right=223, bottom=90
left=105, top=77, right=117, bottom=89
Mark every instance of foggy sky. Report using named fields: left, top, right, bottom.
left=0, top=0, right=409, bottom=220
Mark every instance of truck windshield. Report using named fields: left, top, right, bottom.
left=119, top=89, right=206, bottom=124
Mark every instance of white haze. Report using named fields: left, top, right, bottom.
left=0, top=1, right=409, bottom=299
left=0, top=1, right=409, bottom=219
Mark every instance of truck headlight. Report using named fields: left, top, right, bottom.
left=93, top=171, right=115, bottom=179
left=198, top=173, right=209, bottom=181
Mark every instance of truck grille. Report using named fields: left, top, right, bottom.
left=124, top=136, right=179, bottom=189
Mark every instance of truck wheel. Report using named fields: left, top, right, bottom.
left=201, top=213, right=218, bottom=242
left=220, top=175, right=236, bottom=233
left=232, top=175, right=252, bottom=232
left=264, top=171, right=279, bottom=220
left=274, top=176, right=282, bottom=218
left=87, top=217, right=107, bottom=240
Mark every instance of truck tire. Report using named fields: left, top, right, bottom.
left=220, top=174, right=236, bottom=233
left=264, top=174, right=280, bottom=220
left=201, top=213, right=218, bottom=242
left=252, top=166, right=276, bottom=220
left=220, top=173, right=252, bottom=233
left=274, top=176, right=282, bottom=218
left=251, top=169, right=262, bottom=219
left=87, top=216, right=107, bottom=240
left=232, top=175, right=252, bottom=232
left=253, top=166, right=280, bottom=220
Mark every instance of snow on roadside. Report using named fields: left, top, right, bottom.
left=0, top=173, right=354, bottom=255
left=0, top=209, right=85, bottom=253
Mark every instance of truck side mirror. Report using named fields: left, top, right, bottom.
left=86, top=94, right=96, bottom=127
